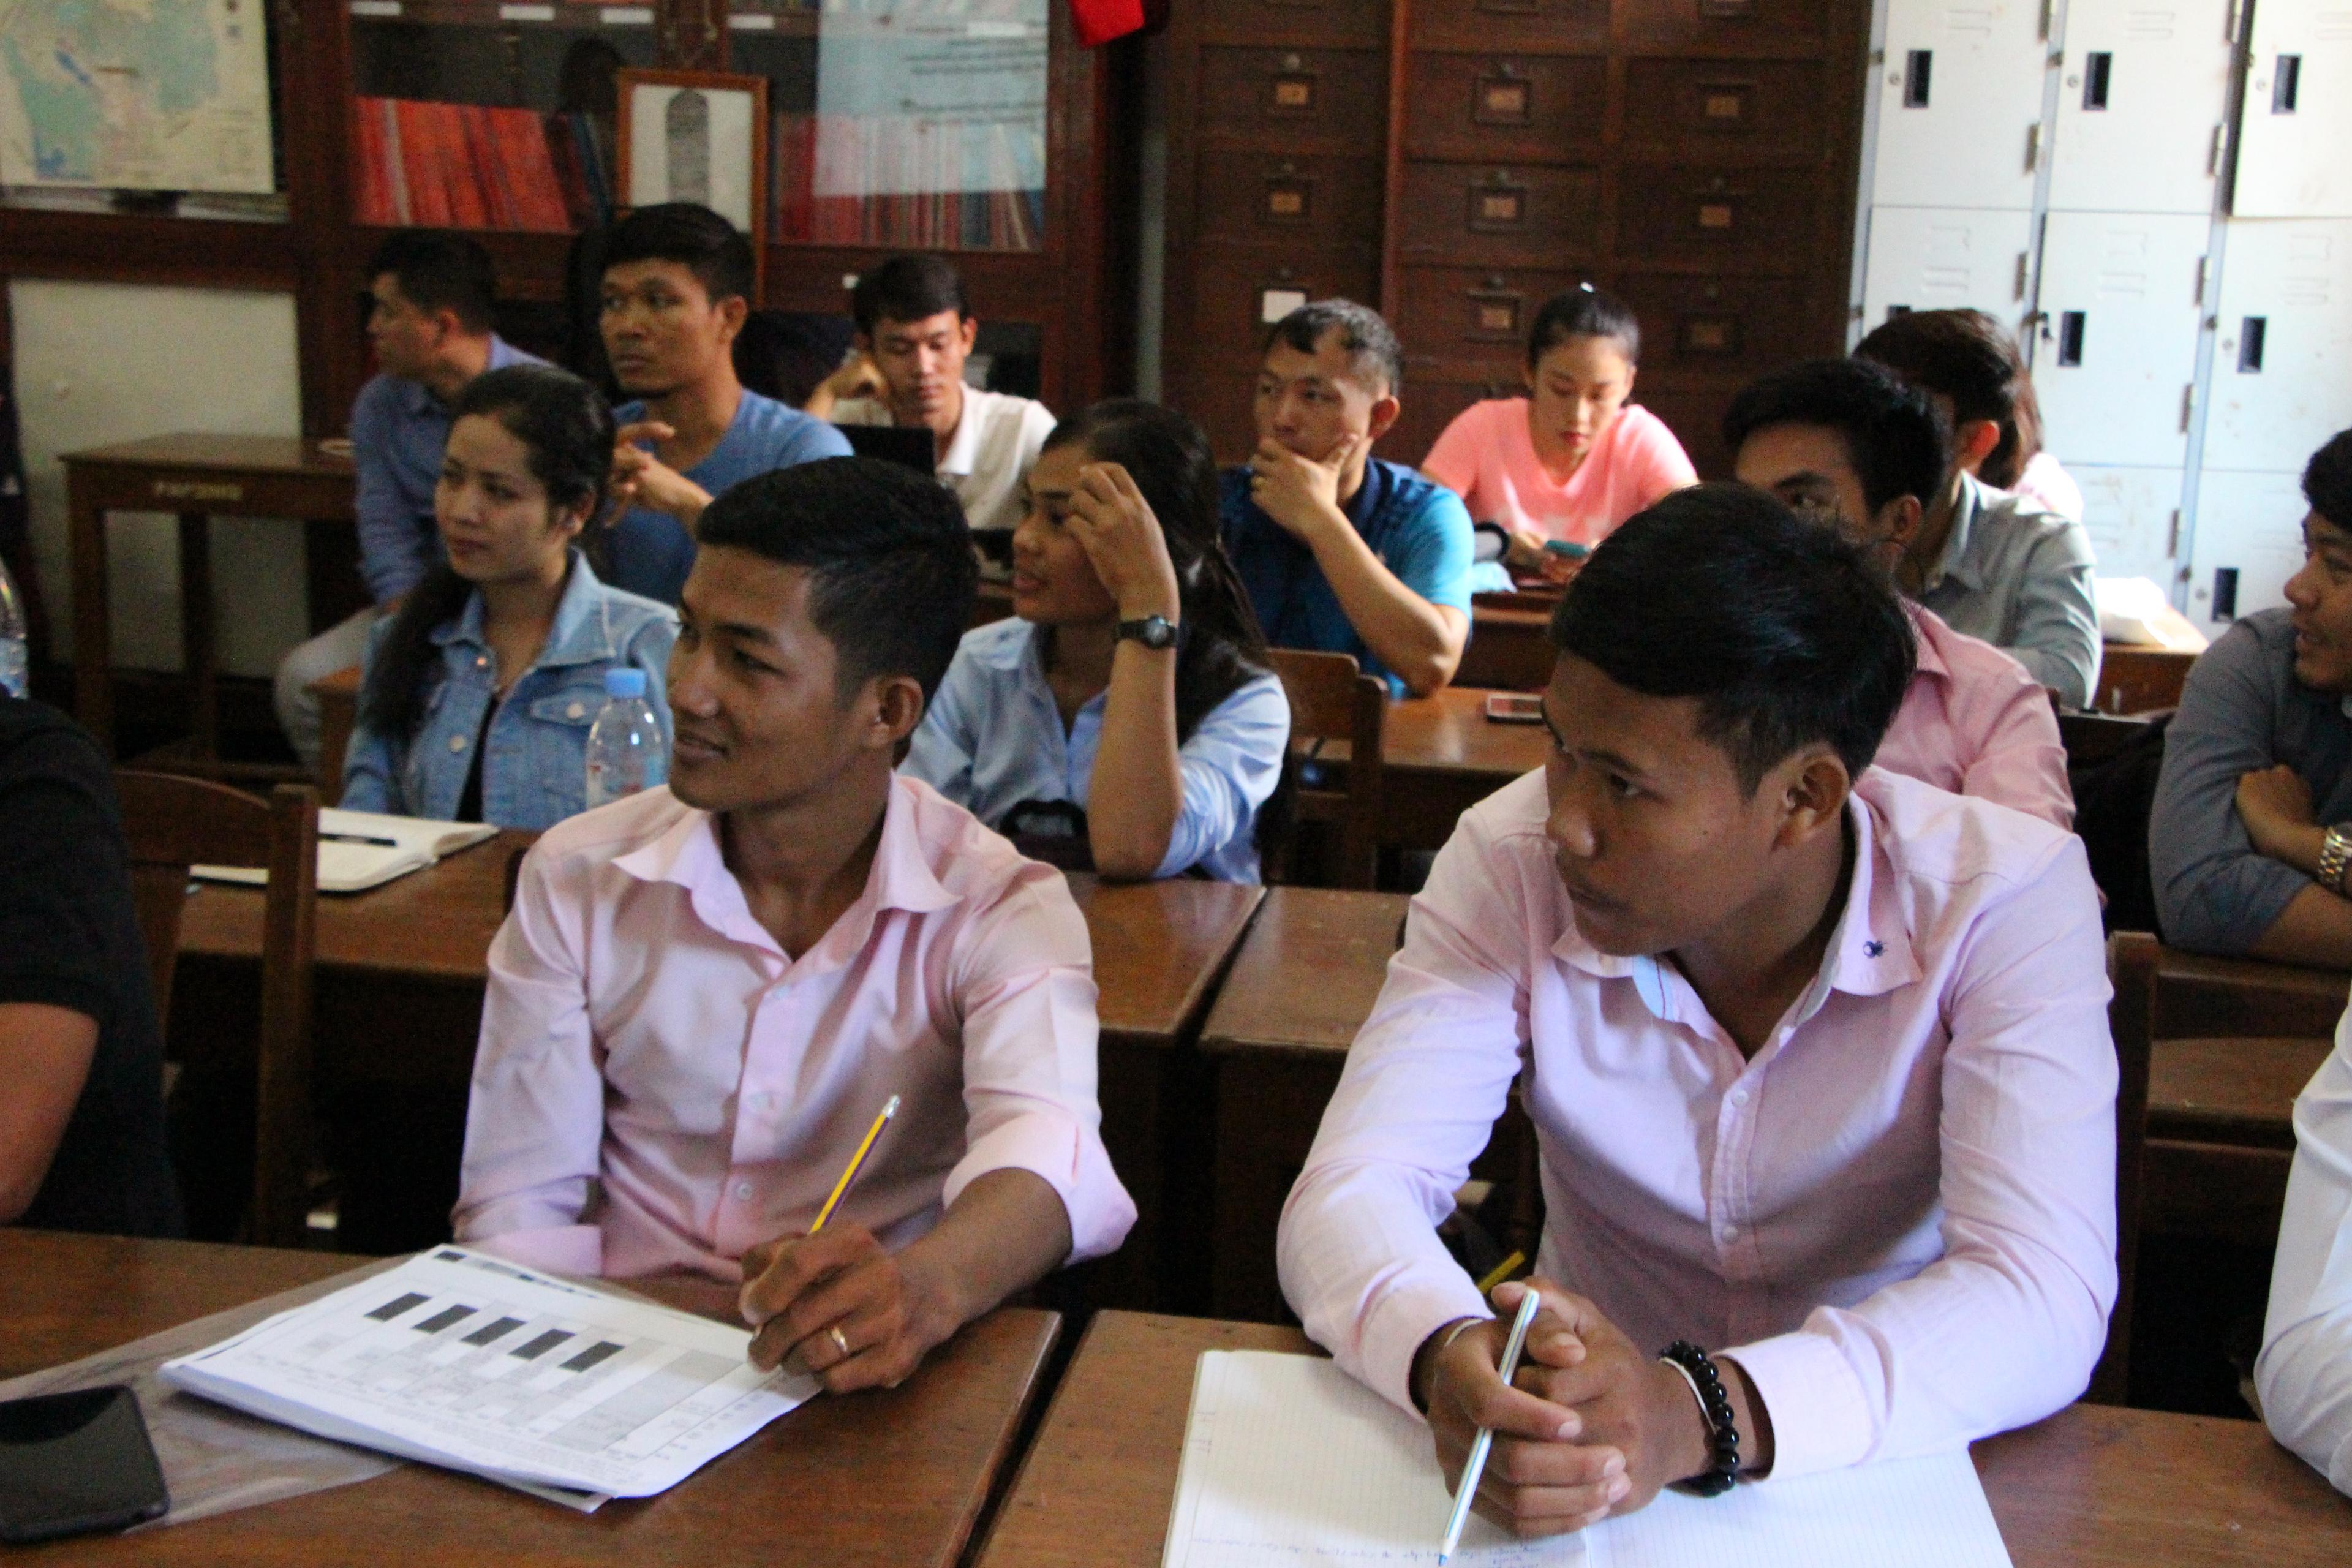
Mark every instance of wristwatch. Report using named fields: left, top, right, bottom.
left=1115, top=614, right=1180, bottom=650
left=2320, top=826, right=2352, bottom=894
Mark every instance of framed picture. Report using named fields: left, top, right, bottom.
left=614, top=69, right=769, bottom=243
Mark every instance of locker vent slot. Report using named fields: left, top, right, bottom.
left=2056, top=311, right=2086, bottom=366
left=2213, top=567, right=2239, bottom=622
left=2237, top=316, right=2267, bottom=372
left=1903, top=50, right=1932, bottom=107
left=2272, top=55, right=2300, bottom=112
left=2082, top=52, right=2112, bottom=110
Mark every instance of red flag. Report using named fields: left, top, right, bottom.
left=1069, top=0, right=1147, bottom=46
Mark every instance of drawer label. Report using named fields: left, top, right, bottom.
left=153, top=480, right=244, bottom=503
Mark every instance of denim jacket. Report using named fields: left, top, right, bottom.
left=341, top=552, right=678, bottom=830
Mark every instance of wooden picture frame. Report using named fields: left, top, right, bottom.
left=614, top=68, right=771, bottom=253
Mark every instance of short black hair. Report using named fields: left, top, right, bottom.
left=2307, top=429, right=2352, bottom=533
left=851, top=255, right=968, bottom=336
left=602, top=202, right=755, bottom=307
left=695, top=456, right=976, bottom=702
left=1722, top=358, right=1950, bottom=515
left=1527, top=284, right=1641, bottom=368
left=1549, top=483, right=1917, bottom=792
left=368, top=231, right=497, bottom=334
left=1855, top=309, right=2036, bottom=488
left=1263, top=299, right=1404, bottom=396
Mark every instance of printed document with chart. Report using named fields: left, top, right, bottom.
left=160, top=1247, right=815, bottom=1509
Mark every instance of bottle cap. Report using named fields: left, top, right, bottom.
left=603, top=667, right=648, bottom=699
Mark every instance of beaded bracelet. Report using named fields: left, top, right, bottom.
left=1657, top=1340, right=1741, bottom=1497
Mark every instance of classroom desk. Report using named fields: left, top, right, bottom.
left=2144, top=1033, right=2330, bottom=1249
left=1458, top=600, right=1555, bottom=692
left=2095, top=643, right=2197, bottom=715
left=972, top=1311, right=2352, bottom=1568
left=64, top=435, right=359, bottom=772
left=1380, top=687, right=1547, bottom=850
left=1, top=1231, right=1060, bottom=1567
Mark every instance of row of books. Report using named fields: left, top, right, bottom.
left=771, top=112, right=1046, bottom=251
left=351, top=97, right=613, bottom=234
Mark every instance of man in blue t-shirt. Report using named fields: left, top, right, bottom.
left=1219, top=300, right=1473, bottom=696
left=601, top=203, right=851, bottom=603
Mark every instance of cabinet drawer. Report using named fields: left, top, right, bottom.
left=1401, top=52, right=1608, bottom=163
left=1394, top=163, right=1600, bottom=266
left=1614, top=165, right=1817, bottom=267
left=1410, top=0, right=1607, bottom=54
left=1389, top=376, right=1519, bottom=470
left=1200, top=0, right=1389, bottom=48
left=1614, top=272, right=1814, bottom=377
left=1396, top=263, right=1589, bottom=364
left=1200, top=47, right=1389, bottom=151
left=1619, top=59, right=1823, bottom=154
left=1613, top=0, right=1833, bottom=55
left=1196, top=152, right=1386, bottom=246
left=1624, top=383, right=1732, bottom=480
left=1184, top=250, right=1384, bottom=379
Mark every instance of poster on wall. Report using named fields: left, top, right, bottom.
left=0, top=0, right=277, bottom=194
left=616, top=69, right=769, bottom=241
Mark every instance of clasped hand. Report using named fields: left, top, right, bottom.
left=737, top=1224, right=949, bottom=1394
left=1418, top=1279, right=1713, bottom=1538
left=609, top=420, right=713, bottom=522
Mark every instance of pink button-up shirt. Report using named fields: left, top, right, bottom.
left=1877, top=602, right=2074, bottom=829
left=1276, top=766, right=2116, bottom=1479
left=453, top=775, right=1136, bottom=1280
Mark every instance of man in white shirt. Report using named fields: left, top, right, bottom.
left=804, top=254, right=1056, bottom=534
left=2258, top=1001, right=2352, bottom=1493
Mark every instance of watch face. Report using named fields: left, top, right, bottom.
left=1122, top=617, right=1177, bottom=649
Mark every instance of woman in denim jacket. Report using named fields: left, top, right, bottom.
left=341, top=365, right=677, bottom=829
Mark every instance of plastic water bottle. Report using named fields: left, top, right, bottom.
left=584, top=667, right=666, bottom=809
left=0, top=556, right=26, bottom=700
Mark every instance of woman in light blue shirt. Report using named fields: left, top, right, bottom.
left=342, top=365, right=677, bottom=830
left=905, top=400, right=1289, bottom=881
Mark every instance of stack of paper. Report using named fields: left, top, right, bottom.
left=192, top=807, right=499, bottom=894
left=160, top=1248, right=815, bottom=1510
left=1165, top=1351, right=2014, bottom=1567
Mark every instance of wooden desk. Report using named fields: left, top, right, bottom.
left=2096, top=643, right=2197, bottom=715
left=1199, top=888, right=1410, bottom=1321
left=1457, top=601, right=1555, bottom=692
left=2, top=1231, right=1059, bottom=1567
left=2147, top=946, right=2350, bottom=1041
left=2144, top=1033, right=2329, bottom=1249
left=973, top=1311, right=2352, bottom=1568
left=64, top=435, right=358, bottom=770
left=311, top=664, right=363, bottom=805
left=1381, top=687, right=1548, bottom=850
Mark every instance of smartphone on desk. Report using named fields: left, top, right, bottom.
left=1484, top=692, right=1545, bottom=724
left=0, top=1386, right=169, bottom=1544
left=1541, top=539, right=1591, bottom=560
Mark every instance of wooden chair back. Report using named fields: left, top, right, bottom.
left=115, top=771, right=320, bottom=1250
left=2088, top=930, right=2160, bottom=1404
left=309, top=663, right=363, bottom=805
left=1267, top=649, right=1387, bottom=889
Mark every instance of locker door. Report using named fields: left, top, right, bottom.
left=2186, top=469, right=2310, bottom=627
left=1872, top=0, right=2049, bottom=211
left=1859, top=206, right=2035, bottom=327
left=2073, top=463, right=2183, bottom=585
left=2233, top=0, right=2352, bottom=217
left=2203, top=218, right=2352, bottom=472
left=2033, top=211, right=2209, bottom=467
left=2046, top=0, right=2233, bottom=214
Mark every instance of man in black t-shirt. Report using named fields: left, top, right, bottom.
left=0, top=697, right=181, bottom=1236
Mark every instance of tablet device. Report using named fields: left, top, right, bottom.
left=835, top=423, right=937, bottom=478
left=0, top=1386, right=170, bottom=1544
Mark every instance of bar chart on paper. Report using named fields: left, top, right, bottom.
left=162, top=1248, right=815, bottom=1505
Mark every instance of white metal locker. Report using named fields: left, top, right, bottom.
left=1872, top=0, right=2049, bottom=211
left=2071, top=463, right=2184, bottom=584
left=2233, top=0, right=2352, bottom=217
left=2203, top=219, right=2352, bottom=472
left=2186, top=468, right=2309, bottom=627
left=2033, top=211, right=2210, bottom=467
left=2046, top=0, right=2234, bottom=215
left=1860, top=207, right=2037, bottom=327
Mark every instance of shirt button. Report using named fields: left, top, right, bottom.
left=733, top=1181, right=755, bottom=1202
left=1729, top=1087, right=1751, bottom=1107
left=448, top=734, right=467, bottom=752
left=474, top=655, right=488, bottom=669
left=567, top=701, right=586, bottom=719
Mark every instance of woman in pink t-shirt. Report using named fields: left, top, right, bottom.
left=1420, top=286, right=1697, bottom=581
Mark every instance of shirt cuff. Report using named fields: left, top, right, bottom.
left=1362, top=1273, right=1493, bottom=1416
left=1720, top=1329, right=1873, bottom=1480
left=944, top=1110, right=1138, bottom=1266
left=456, top=1221, right=605, bottom=1278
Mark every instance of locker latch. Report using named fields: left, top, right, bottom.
left=1902, top=50, right=1931, bottom=108
left=2055, top=311, right=2086, bottom=366
left=2237, top=317, right=2267, bottom=373
left=2272, top=55, right=2301, bottom=113
left=2082, top=53, right=2112, bottom=111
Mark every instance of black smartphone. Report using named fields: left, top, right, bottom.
left=0, top=1385, right=170, bottom=1544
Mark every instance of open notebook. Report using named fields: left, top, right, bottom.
left=1165, top=1351, right=2013, bottom=1568
left=192, top=808, right=499, bottom=895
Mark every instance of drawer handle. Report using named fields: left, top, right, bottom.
left=1903, top=49, right=1931, bottom=108
left=1476, top=72, right=1534, bottom=125
left=2237, top=316, right=2266, bottom=373
left=1697, top=202, right=1735, bottom=230
left=2081, top=51, right=2112, bottom=110
left=2272, top=53, right=2301, bottom=113
left=2055, top=310, right=2086, bottom=366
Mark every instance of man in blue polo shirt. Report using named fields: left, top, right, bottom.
left=600, top=203, right=850, bottom=603
left=273, top=232, right=543, bottom=769
left=1219, top=300, right=1474, bottom=696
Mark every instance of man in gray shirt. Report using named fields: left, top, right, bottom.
left=2150, top=429, right=2352, bottom=966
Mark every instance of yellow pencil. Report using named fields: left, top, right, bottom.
left=809, top=1095, right=900, bottom=1235
left=1474, top=1250, right=1527, bottom=1295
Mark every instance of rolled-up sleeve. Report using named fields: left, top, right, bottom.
left=451, top=841, right=610, bottom=1275
left=1277, top=813, right=1528, bottom=1412
left=944, top=866, right=1136, bottom=1262
left=1156, top=673, right=1291, bottom=879
left=2257, top=1003, right=2352, bottom=1494
left=2005, top=523, right=2102, bottom=710
left=2150, top=625, right=2310, bottom=954
left=1725, top=839, right=2118, bottom=1477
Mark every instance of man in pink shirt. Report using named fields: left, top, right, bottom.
left=1277, top=486, right=2115, bottom=1534
left=453, top=458, right=1134, bottom=1393
left=1726, top=358, right=2073, bottom=829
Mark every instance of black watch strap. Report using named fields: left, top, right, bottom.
left=1115, top=615, right=1180, bottom=649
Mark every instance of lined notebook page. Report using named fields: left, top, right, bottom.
left=1164, top=1353, right=2012, bottom=1568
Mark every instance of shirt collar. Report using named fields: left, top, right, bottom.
left=1927, top=474, right=1991, bottom=594
left=938, top=388, right=986, bottom=478
left=1902, top=599, right=1949, bottom=688
left=1341, top=456, right=1389, bottom=531
left=428, top=550, right=616, bottom=668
